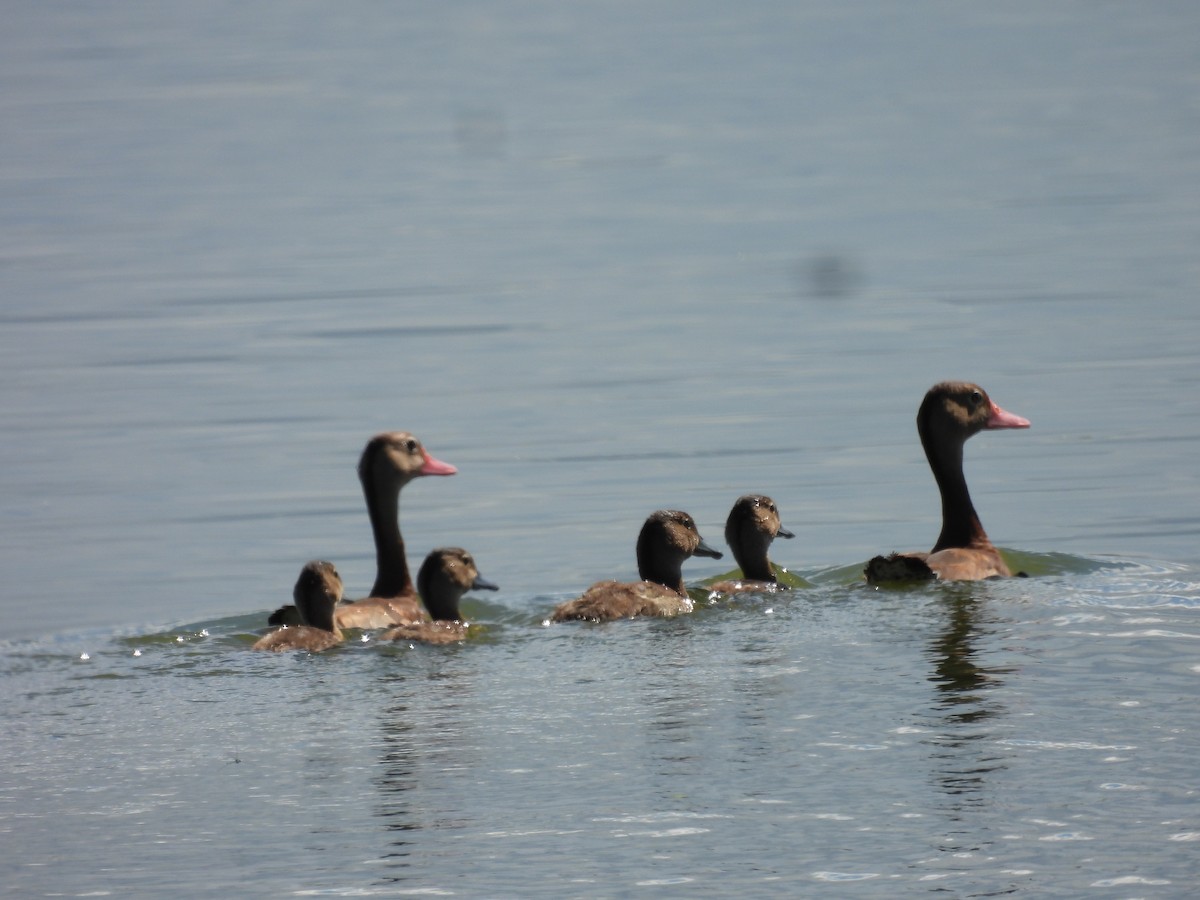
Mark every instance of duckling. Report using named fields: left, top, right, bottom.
left=707, top=494, right=794, bottom=594
left=380, top=547, right=498, bottom=645
left=253, top=561, right=344, bottom=652
left=550, top=510, right=722, bottom=623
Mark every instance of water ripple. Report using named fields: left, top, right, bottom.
left=998, top=739, right=1137, bottom=751
left=1091, top=875, right=1172, bottom=886
left=812, top=871, right=881, bottom=882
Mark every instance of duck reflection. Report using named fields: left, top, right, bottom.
left=642, top=619, right=706, bottom=774
left=372, top=663, right=478, bottom=878
left=730, top=639, right=788, bottom=772
left=375, top=704, right=419, bottom=867
left=924, top=591, right=1012, bottom=818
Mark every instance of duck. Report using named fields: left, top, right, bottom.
left=550, top=509, right=723, bottom=623
left=707, top=494, right=795, bottom=594
left=267, top=432, right=457, bottom=628
left=253, top=560, right=344, bottom=652
left=864, top=381, right=1030, bottom=583
left=379, top=547, right=498, bottom=645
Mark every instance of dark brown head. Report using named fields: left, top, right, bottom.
left=357, top=431, right=457, bottom=491
left=724, top=494, right=794, bottom=582
left=635, top=510, right=723, bottom=592
left=917, top=382, right=1030, bottom=458
left=292, top=560, right=344, bottom=633
left=417, top=547, right=499, bottom=621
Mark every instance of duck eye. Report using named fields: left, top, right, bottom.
left=969, top=390, right=982, bottom=406
left=404, top=439, right=417, bottom=453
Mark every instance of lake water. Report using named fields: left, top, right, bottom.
left=3, top=2, right=1199, bottom=896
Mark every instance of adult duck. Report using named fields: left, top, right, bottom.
left=268, top=431, right=456, bottom=627
left=253, top=560, right=344, bottom=652
left=380, top=547, right=498, bottom=645
left=550, top=510, right=723, bottom=623
left=864, top=381, right=1030, bottom=583
left=707, top=494, right=795, bottom=594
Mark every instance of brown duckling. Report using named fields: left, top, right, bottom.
left=268, top=431, right=456, bottom=628
left=707, top=494, right=795, bottom=594
left=865, top=381, right=1030, bottom=584
left=379, top=547, right=498, bottom=645
left=253, top=560, right=344, bottom=652
left=550, top=510, right=723, bottom=623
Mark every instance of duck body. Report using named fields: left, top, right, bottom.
left=333, top=596, right=426, bottom=630
left=254, top=561, right=344, bottom=652
left=550, top=510, right=723, bottom=623
left=865, top=381, right=1030, bottom=584
left=253, top=624, right=343, bottom=653
left=382, top=619, right=471, bottom=645
left=708, top=494, right=795, bottom=595
left=268, top=432, right=456, bottom=627
left=380, top=547, right=498, bottom=644
left=552, top=579, right=695, bottom=621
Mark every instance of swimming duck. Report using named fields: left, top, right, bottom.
left=379, top=547, right=498, bottom=644
left=707, top=494, right=795, bottom=594
left=550, top=510, right=723, bottom=622
left=268, top=431, right=456, bottom=628
left=253, top=560, right=344, bottom=652
left=864, top=381, right=1030, bottom=583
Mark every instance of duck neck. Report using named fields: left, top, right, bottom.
left=302, top=600, right=340, bottom=636
left=733, top=537, right=776, bottom=583
left=924, top=434, right=989, bottom=552
left=364, top=477, right=413, bottom=598
left=638, top=554, right=686, bottom=595
left=422, top=589, right=462, bottom=623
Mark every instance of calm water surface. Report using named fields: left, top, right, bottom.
left=3, top=2, right=1199, bottom=896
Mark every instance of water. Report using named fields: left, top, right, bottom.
left=3, top=1, right=1199, bottom=896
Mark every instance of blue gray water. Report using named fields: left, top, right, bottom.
left=3, top=2, right=1199, bottom=896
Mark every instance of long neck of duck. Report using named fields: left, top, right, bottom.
left=364, top=477, right=413, bottom=597
left=638, top=554, right=686, bottom=595
left=733, top=538, right=775, bottom=582
left=923, top=432, right=989, bottom=552
left=422, top=587, right=462, bottom=622
left=302, top=599, right=340, bottom=636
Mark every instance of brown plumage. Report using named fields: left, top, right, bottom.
left=267, top=432, right=456, bottom=628
left=865, top=382, right=1030, bottom=584
left=550, top=510, right=723, bottom=623
left=707, top=494, right=795, bottom=594
left=380, top=547, right=498, bottom=645
left=253, top=561, right=344, bottom=652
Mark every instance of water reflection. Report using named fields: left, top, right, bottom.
left=923, top=592, right=1012, bottom=827
left=641, top=620, right=706, bottom=777
left=374, top=702, right=420, bottom=867
left=731, top=637, right=788, bottom=773
left=372, top=659, right=478, bottom=881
